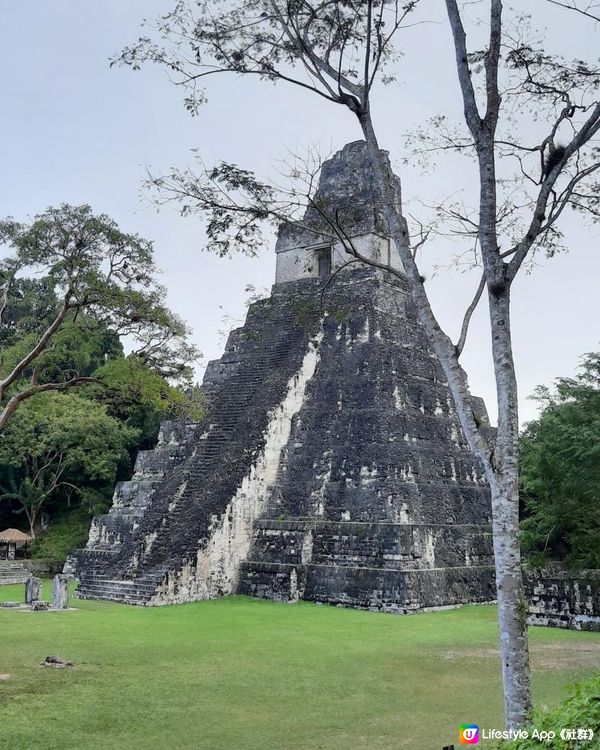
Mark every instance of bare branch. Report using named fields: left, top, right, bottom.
left=0, top=295, right=74, bottom=399
left=547, top=0, right=600, bottom=23
left=444, top=0, right=483, bottom=135
left=507, top=101, right=600, bottom=278
left=455, top=274, right=486, bottom=357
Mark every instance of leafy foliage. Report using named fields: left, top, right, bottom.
left=498, top=674, right=600, bottom=749
left=520, top=352, right=600, bottom=569
left=0, top=204, right=200, bottom=430
left=0, top=392, right=136, bottom=536
left=29, top=507, right=97, bottom=563
left=0, top=276, right=59, bottom=347
left=0, top=219, right=204, bottom=551
left=92, top=355, right=205, bottom=448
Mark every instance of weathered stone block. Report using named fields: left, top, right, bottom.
left=525, top=568, right=600, bottom=631
left=52, top=574, right=69, bottom=609
left=25, top=576, right=41, bottom=604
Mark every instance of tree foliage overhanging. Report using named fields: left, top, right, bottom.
left=0, top=205, right=204, bottom=550
left=0, top=204, right=200, bottom=430
left=520, top=352, right=600, bottom=570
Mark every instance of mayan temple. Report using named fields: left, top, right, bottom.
left=70, top=141, right=496, bottom=610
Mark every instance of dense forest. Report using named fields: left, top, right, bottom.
left=520, top=352, right=600, bottom=570
left=0, top=205, right=203, bottom=560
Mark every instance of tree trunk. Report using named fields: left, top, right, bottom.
left=26, top=509, right=37, bottom=541
left=487, top=288, right=532, bottom=728
left=357, top=113, right=532, bottom=728
left=490, top=479, right=532, bottom=729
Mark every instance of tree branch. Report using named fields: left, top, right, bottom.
left=0, top=376, right=99, bottom=432
left=444, top=0, right=483, bottom=135
left=547, top=0, right=600, bottom=22
left=455, top=273, right=486, bottom=357
left=0, top=295, right=74, bottom=399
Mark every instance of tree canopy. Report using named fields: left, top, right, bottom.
left=0, top=204, right=199, bottom=430
left=0, top=205, right=205, bottom=549
left=520, top=352, right=600, bottom=570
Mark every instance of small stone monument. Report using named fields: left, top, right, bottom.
left=25, top=576, right=41, bottom=605
left=52, top=574, right=69, bottom=610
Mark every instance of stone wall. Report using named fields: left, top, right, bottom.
left=237, top=268, right=495, bottom=611
left=274, top=141, right=405, bottom=284
left=525, top=568, right=600, bottom=632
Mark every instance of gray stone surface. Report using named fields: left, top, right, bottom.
left=71, top=142, right=496, bottom=611
left=274, top=141, right=404, bottom=284
left=0, top=560, right=30, bottom=585
left=25, top=576, right=41, bottom=604
left=31, top=600, right=49, bottom=612
left=525, top=568, right=600, bottom=631
left=52, top=574, right=69, bottom=609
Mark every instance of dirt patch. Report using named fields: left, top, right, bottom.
left=0, top=674, right=11, bottom=681
left=444, top=641, right=600, bottom=671
left=530, top=641, right=600, bottom=671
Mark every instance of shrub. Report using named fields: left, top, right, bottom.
left=499, top=675, right=600, bottom=749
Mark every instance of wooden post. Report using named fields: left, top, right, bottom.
left=25, top=576, right=41, bottom=604
left=52, top=574, right=69, bottom=609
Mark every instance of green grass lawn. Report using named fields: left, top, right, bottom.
left=1, top=583, right=599, bottom=750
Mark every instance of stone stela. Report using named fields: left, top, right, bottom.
left=22, top=575, right=69, bottom=611
left=69, top=141, right=496, bottom=610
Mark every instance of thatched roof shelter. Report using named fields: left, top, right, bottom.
left=0, top=528, right=32, bottom=544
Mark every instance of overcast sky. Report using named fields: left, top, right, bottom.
left=1, top=1, right=598, bottom=426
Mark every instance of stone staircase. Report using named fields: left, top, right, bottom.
left=72, top=281, right=323, bottom=604
left=133, top=327, right=307, bottom=578
left=70, top=420, right=199, bottom=601
left=0, top=560, right=30, bottom=585
left=75, top=566, right=170, bottom=604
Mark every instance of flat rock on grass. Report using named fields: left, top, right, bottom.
left=0, top=674, right=11, bottom=681
left=41, top=656, right=74, bottom=669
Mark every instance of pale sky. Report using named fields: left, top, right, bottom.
left=1, top=1, right=599, bottom=426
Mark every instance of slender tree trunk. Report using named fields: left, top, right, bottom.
left=489, top=478, right=531, bottom=728
left=25, top=507, right=37, bottom=540
left=358, top=111, right=532, bottom=728
left=487, top=288, right=532, bottom=729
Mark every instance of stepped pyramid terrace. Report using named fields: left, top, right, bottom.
left=69, top=141, right=496, bottom=610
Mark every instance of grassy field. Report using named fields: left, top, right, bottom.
left=1, top=582, right=599, bottom=750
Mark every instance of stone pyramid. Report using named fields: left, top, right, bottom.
left=71, top=141, right=496, bottom=610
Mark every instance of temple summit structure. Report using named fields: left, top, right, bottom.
left=70, top=141, right=496, bottom=610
